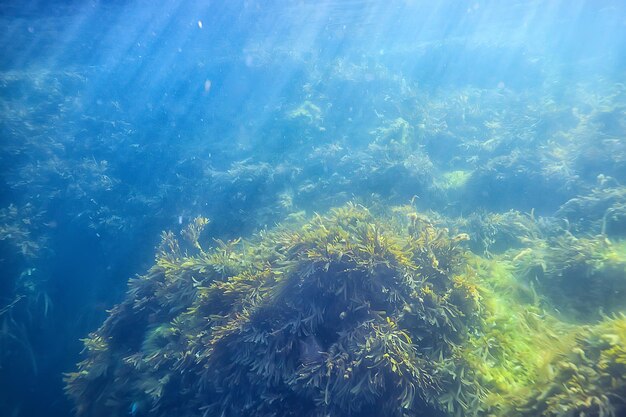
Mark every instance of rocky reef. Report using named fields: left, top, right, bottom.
left=65, top=204, right=626, bottom=417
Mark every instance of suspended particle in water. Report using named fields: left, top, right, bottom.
left=198, top=20, right=203, bottom=29
left=204, top=79, right=212, bottom=93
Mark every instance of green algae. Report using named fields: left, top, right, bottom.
left=437, top=170, right=473, bottom=191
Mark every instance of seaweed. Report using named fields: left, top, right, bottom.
left=456, top=253, right=626, bottom=417
left=452, top=209, right=544, bottom=257
left=513, top=315, right=626, bottom=417
left=513, top=233, right=626, bottom=321
left=65, top=204, right=483, bottom=417
left=556, top=186, right=626, bottom=237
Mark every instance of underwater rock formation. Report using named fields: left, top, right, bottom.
left=65, top=204, right=626, bottom=417
left=65, top=204, right=482, bottom=417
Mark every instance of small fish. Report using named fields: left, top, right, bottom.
left=130, top=401, right=140, bottom=416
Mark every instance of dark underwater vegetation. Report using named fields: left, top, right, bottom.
left=1, top=0, right=626, bottom=416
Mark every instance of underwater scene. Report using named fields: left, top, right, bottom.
left=1, top=1, right=626, bottom=416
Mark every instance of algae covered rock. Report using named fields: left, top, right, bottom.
left=514, top=315, right=626, bottom=417
left=65, top=204, right=482, bottom=417
left=513, top=233, right=626, bottom=321
left=65, top=203, right=626, bottom=417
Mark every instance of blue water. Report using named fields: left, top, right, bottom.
left=1, top=1, right=625, bottom=416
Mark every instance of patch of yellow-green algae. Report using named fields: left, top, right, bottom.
left=65, top=203, right=626, bottom=417
left=287, top=100, right=323, bottom=123
left=460, top=256, right=573, bottom=413
left=457, top=247, right=626, bottom=417
left=437, top=170, right=473, bottom=190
